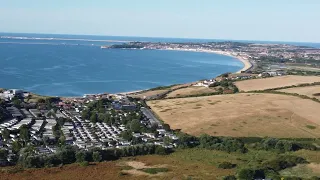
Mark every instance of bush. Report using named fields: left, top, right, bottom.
left=222, top=175, right=237, bottom=180
left=309, top=176, right=320, bottom=180
left=262, top=155, right=307, bottom=171
left=92, top=151, right=102, bottom=162
left=264, top=169, right=280, bottom=180
left=218, top=162, right=236, bottom=169
left=79, top=161, right=89, bottom=167
left=140, top=168, right=169, bottom=174
left=259, top=138, right=316, bottom=152
left=237, top=168, right=255, bottom=180
left=155, top=146, right=169, bottom=155
left=282, top=177, right=302, bottom=180
left=119, top=172, right=129, bottom=176
left=199, top=134, right=247, bottom=153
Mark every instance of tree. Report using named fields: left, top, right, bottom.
left=56, top=146, right=76, bottom=164
left=58, top=136, right=66, bottom=145
left=110, top=140, right=117, bottom=147
left=218, top=162, right=236, bottom=169
left=12, top=141, right=22, bottom=153
left=149, top=124, right=158, bottom=133
left=43, top=154, right=61, bottom=167
left=19, top=124, right=30, bottom=142
left=237, top=168, right=255, bottom=180
left=177, top=133, right=199, bottom=148
left=56, top=117, right=66, bottom=127
left=120, top=131, right=133, bottom=141
left=92, top=151, right=102, bottom=162
left=37, top=98, right=45, bottom=104
left=130, top=119, right=142, bottom=133
left=2, top=128, right=10, bottom=141
left=222, top=175, right=237, bottom=180
left=163, top=136, right=173, bottom=146
left=162, top=124, right=171, bottom=131
left=76, top=151, right=87, bottom=163
left=13, top=99, right=22, bottom=108
left=0, top=99, right=5, bottom=107
left=23, top=156, right=44, bottom=168
left=0, top=149, right=8, bottom=160
left=90, top=113, right=98, bottom=123
left=155, top=146, right=168, bottom=155
left=132, top=137, right=143, bottom=145
left=81, top=109, right=90, bottom=120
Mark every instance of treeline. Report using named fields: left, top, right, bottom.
left=109, top=44, right=144, bottom=49
left=177, top=134, right=247, bottom=153
left=209, top=80, right=239, bottom=93
left=234, top=155, right=310, bottom=180
left=148, top=84, right=178, bottom=91
left=247, top=82, right=320, bottom=103
left=287, top=69, right=320, bottom=76
left=259, top=56, right=320, bottom=64
left=18, top=144, right=170, bottom=168
left=177, top=134, right=318, bottom=154
left=251, top=138, right=318, bottom=152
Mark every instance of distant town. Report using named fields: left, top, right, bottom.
left=105, top=41, right=320, bottom=76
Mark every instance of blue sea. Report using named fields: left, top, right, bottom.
left=1, top=33, right=319, bottom=97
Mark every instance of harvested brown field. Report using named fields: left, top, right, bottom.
left=130, top=89, right=168, bottom=99
left=166, top=86, right=217, bottom=98
left=129, top=84, right=192, bottom=99
left=148, top=93, right=320, bottom=138
left=235, top=75, right=320, bottom=92
left=278, top=85, right=320, bottom=100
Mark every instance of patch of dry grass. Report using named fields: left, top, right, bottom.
left=130, top=89, right=168, bottom=99
left=166, top=86, right=217, bottom=98
left=235, top=75, right=320, bottom=92
left=278, top=85, right=320, bottom=100
left=148, top=93, right=320, bottom=138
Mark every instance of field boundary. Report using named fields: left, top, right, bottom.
left=244, top=82, right=320, bottom=91
left=246, top=90, right=320, bottom=103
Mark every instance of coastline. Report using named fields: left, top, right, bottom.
left=1, top=48, right=253, bottom=97
left=160, top=48, right=252, bottom=74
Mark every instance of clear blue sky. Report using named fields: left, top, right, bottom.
left=1, top=0, right=320, bottom=42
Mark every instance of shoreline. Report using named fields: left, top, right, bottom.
left=160, top=48, right=252, bottom=74
left=1, top=49, right=253, bottom=98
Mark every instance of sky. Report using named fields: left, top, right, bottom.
left=0, top=0, right=320, bottom=42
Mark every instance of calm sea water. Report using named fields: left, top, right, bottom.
left=1, top=33, right=319, bottom=97
left=0, top=33, right=244, bottom=97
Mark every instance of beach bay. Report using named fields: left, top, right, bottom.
left=0, top=34, right=244, bottom=97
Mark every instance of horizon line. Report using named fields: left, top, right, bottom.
left=1, top=31, right=320, bottom=44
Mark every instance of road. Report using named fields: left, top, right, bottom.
left=140, top=107, right=162, bottom=126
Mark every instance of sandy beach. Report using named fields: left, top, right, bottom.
left=162, top=48, right=252, bottom=74
left=210, top=50, right=253, bottom=73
